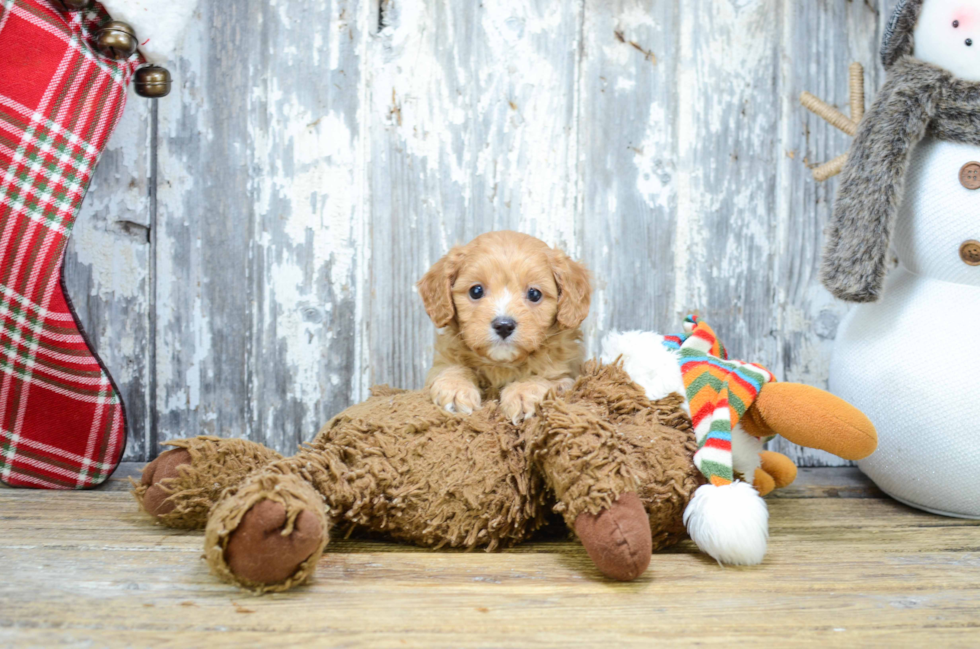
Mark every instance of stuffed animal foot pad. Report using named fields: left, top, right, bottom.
left=204, top=471, right=329, bottom=592
left=137, top=447, right=192, bottom=518
left=574, top=492, right=652, bottom=580
left=223, top=501, right=325, bottom=586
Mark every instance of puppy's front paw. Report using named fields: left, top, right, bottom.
left=430, top=376, right=482, bottom=415
left=500, top=380, right=551, bottom=424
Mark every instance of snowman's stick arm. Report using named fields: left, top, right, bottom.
left=849, top=62, right=865, bottom=123
left=800, top=92, right=857, bottom=136
left=799, top=63, right=865, bottom=180
left=812, top=154, right=848, bottom=182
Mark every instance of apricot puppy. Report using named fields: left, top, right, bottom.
left=417, top=231, right=591, bottom=423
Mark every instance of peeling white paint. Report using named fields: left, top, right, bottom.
left=71, top=111, right=151, bottom=301
left=65, top=0, right=888, bottom=467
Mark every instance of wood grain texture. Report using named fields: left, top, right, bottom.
left=153, top=0, right=367, bottom=454
left=64, top=1, right=904, bottom=462
left=768, top=0, right=885, bottom=466
left=1, top=471, right=978, bottom=647
left=577, top=0, right=679, bottom=350
left=366, top=0, right=582, bottom=391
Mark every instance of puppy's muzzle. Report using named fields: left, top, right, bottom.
left=492, top=317, right=517, bottom=340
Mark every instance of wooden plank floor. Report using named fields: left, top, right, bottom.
left=2, top=466, right=978, bottom=648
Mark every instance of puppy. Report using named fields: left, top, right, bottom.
left=417, top=231, right=591, bottom=424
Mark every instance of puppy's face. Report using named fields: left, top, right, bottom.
left=452, top=243, right=559, bottom=363
left=418, top=231, right=591, bottom=364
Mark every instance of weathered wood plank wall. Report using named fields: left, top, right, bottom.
left=64, top=0, right=898, bottom=464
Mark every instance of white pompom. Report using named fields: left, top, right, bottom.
left=683, top=481, right=768, bottom=565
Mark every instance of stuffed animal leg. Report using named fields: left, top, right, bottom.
left=133, top=436, right=282, bottom=528
left=528, top=361, right=701, bottom=581
left=134, top=369, right=705, bottom=591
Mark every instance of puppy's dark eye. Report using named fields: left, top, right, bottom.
left=469, top=285, right=484, bottom=300
left=968, top=38, right=974, bottom=47
left=527, top=288, right=542, bottom=303
left=954, top=20, right=960, bottom=28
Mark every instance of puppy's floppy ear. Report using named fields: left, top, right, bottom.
left=549, top=248, right=591, bottom=329
left=417, top=246, right=465, bottom=328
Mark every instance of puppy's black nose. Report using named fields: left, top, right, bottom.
left=492, top=317, right=517, bottom=339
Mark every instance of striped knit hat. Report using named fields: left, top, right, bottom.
left=662, top=315, right=775, bottom=486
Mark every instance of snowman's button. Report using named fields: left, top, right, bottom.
left=960, top=162, right=980, bottom=190
left=961, top=240, right=980, bottom=266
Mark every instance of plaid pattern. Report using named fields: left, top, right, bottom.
left=0, top=0, right=140, bottom=488
left=662, top=316, right=775, bottom=486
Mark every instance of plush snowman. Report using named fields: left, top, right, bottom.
left=823, top=0, right=980, bottom=518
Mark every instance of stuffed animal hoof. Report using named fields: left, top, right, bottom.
left=751, top=451, right=799, bottom=496
left=224, top=500, right=325, bottom=585
left=752, top=468, right=776, bottom=496
left=205, top=472, right=329, bottom=592
left=138, top=448, right=191, bottom=517
left=759, top=450, right=797, bottom=488
left=574, top=492, right=652, bottom=581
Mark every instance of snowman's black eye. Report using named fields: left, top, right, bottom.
left=968, top=39, right=974, bottom=47
left=469, top=285, right=485, bottom=300
left=953, top=20, right=960, bottom=28
left=526, top=288, right=542, bottom=303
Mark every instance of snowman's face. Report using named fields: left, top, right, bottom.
left=913, top=0, right=980, bottom=81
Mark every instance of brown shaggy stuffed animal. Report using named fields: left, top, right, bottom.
left=133, top=361, right=704, bottom=592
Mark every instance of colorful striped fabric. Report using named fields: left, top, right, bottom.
left=0, top=0, right=140, bottom=488
left=662, top=315, right=775, bottom=486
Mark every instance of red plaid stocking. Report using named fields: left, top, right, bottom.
left=0, top=0, right=141, bottom=488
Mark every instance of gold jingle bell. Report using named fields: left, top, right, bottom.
left=134, top=65, right=172, bottom=99
left=95, top=21, right=138, bottom=60
left=54, top=0, right=92, bottom=10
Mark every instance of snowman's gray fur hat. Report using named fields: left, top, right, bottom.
left=881, top=0, right=925, bottom=67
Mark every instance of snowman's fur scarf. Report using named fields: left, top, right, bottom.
left=601, top=331, right=769, bottom=565
left=821, top=56, right=980, bottom=303
left=880, top=0, right=924, bottom=69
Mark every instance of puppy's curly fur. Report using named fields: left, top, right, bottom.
left=417, top=231, right=591, bottom=424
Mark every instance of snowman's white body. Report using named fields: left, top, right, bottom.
left=829, top=137, right=980, bottom=518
